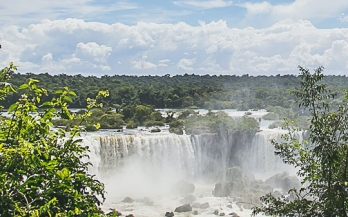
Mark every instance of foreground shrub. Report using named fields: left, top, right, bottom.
left=0, top=63, right=108, bottom=216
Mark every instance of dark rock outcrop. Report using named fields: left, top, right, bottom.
left=165, top=211, right=174, bottom=217
left=174, top=204, right=192, bottom=212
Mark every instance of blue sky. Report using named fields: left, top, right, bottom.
left=0, top=0, right=348, bottom=76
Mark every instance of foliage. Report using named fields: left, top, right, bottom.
left=53, top=108, right=124, bottom=131
left=0, top=70, right=307, bottom=111
left=253, top=66, right=348, bottom=216
left=262, top=112, right=279, bottom=120
left=0, top=63, right=109, bottom=216
left=178, top=110, right=259, bottom=135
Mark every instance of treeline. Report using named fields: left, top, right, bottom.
left=4, top=72, right=348, bottom=111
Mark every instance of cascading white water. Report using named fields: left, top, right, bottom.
left=85, top=133, right=197, bottom=179
left=84, top=128, right=303, bottom=184
left=81, top=129, right=302, bottom=216
left=237, top=129, right=305, bottom=179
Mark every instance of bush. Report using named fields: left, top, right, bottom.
left=262, top=112, right=279, bottom=120
left=0, top=63, right=108, bottom=216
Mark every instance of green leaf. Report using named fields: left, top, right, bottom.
left=19, top=83, right=29, bottom=89
left=64, top=95, right=72, bottom=103
left=7, top=103, right=17, bottom=113
left=54, top=89, right=63, bottom=94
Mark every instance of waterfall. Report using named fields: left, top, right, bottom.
left=84, top=133, right=197, bottom=180
left=237, top=129, right=305, bottom=179
left=84, top=129, right=304, bottom=185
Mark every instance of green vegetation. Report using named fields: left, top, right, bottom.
left=253, top=66, right=348, bottom=216
left=263, top=106, right=310, bottom=130
left=4, top=70, right=348, bottom=130
left=0, top=71, right=303, bottom=110
left=0, top=63, right=112, bottom=216
left=169, top=110, right=259, bottom=135
left=3, top=69, right=348, bottom=131
left=52, top=104, right=165, bottom=131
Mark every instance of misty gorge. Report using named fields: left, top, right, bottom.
left=2, top=0, right=348, bottom=215
left=82, top=112, right=305, bottom=217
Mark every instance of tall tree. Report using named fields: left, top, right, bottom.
left=253, top=66, right=348, bottom=216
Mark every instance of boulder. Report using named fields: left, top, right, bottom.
left=212, top=180, right=246, bottom=197
left=165, top=211, right=174, bottom=217
left=265, top=172, right=301, bottom=192
left=229, top=212, right=239, bottom=217
left=193, top=210, right=199, bottom=215
left=212, top=182, right=231, bottom=197
left=173, top=180, right=195, bottom=195
left=121, top=197, right=134, bottom=203
left=219, top=213, right=225, bottom=216
left=214, top=209, right=219, bottom=215
left=200, top=202, right=210, bottom=209
left=174, top=204, right=192, bottom=212
left=126, top=215, right=134, bottom=217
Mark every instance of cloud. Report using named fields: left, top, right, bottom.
left=178, top=58, right=196, bottom=71
left=241, top=0, right=348, bottom=25
left=1, top=18, right=348, bottom=76
left=338, top=13, right=348, bottom=22
left=0, top=0, right=138, bottom=26
left=173, top=0, right=233, bottom=9
left=75, top=42, right=112, bottom=64
left=158, top=59, right=171, bottom=67
left=132, top=55, right=157, bottom=70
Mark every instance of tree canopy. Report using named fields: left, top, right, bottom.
left=253, top=66, right=348, bottom=216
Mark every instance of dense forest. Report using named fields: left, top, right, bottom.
left=5, top=72, right=348, bottom=110
left=4, top=72, right=348, bottom=131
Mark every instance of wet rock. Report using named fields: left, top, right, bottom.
left=212, top=182, right=231, bottom=197
left=214, top=209, right=219, bottom=215
left=265, top=172, right=301, bottom=192
left=151, top=127, right=161, bottom=133
left=192, top=202, right=201, bottom=208
left=229, top=212, right=239, bottom=217
left=180, top=195, right=196, bottom=204
left=227, top=204, right=232, bottom=209
left=122, top=197, right=134, bottom=203
left=193, top=210, right=199, bottom=215
left=220, top=213, right=225, bottom=216
left=200, top=202, right=210, bottom=209
left=174, top=204, right=192, bottom=212
left=173, top=180, right=195, bottom=195
left=165, top=211, right=174, bottom=217
left=126, top=215, right=134, bottom=217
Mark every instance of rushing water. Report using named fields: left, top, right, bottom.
left=81, top=125, right=304, bottom=216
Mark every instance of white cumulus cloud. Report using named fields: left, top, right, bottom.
left=1, top=18, right=348, bottom=75
left=132, top=55, right=157, bottom=70
left=241, top=0, right=348, bottom=26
